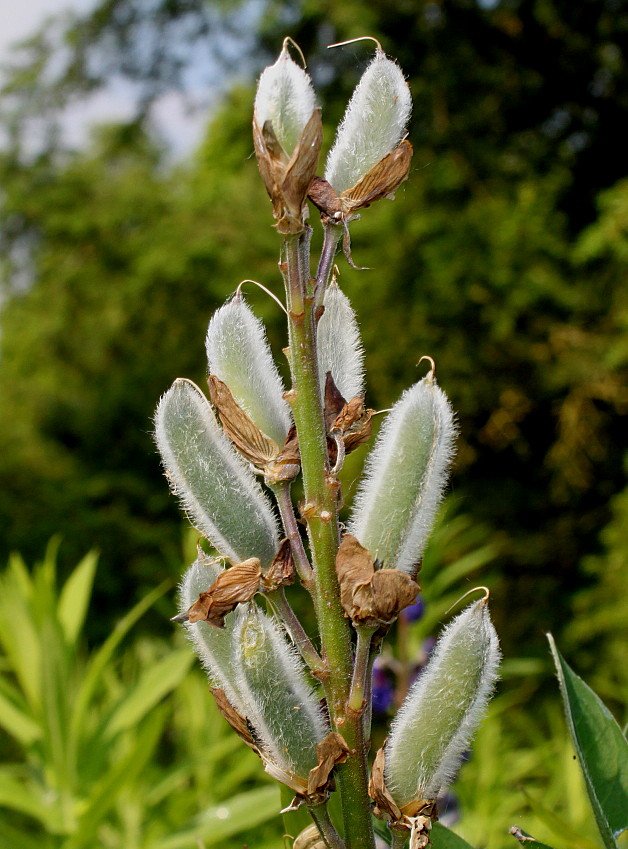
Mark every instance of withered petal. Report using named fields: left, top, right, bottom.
left=186, top=558, right=262, bottom=627
left=261, top=538, right=296, bottom=590
left=211, top=687, right=260, bottom=752
left=340, top=139, right=413, bottom=213
left=336, top=535, right=419, bottom=626
left=369, top=742, right=402, bottom=823
left=307, top=731, right=353, bottom=796
left=208, top=374, right=280, bottom=467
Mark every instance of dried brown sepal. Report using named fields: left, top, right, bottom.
left=333, top=397, right=374, bottom=454
left=264, top=424, right=301, bottom=484
left=261, top=538, right=295, bottom=590
left=308, top=140, right=413, bottom=221
left=369, top=742, right=438, bottom=846
left=369, top=742, right=402, bottom=822
left=308, top=176, right=345, bottom=221
left=335, top=535, right=419, bottom=626
left=211, top=687, right=260, bottom=753
left=307, top=731, right=354, bottom=796
left=341, top=139, right=413, bottom=212
left=208, top=374, right=280, bottom=467
left=253, top=109, right=323, bottom=234
left=181, top=558, right=262, bottom=628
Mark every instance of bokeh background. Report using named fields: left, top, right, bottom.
left=0, top=2, right=626, bottom=847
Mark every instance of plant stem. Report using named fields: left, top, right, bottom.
left=314, top=222, right=342, bottom=305
left=267, top=588, right=325, bottom=674
left=282, top=231, right=375, bottom=849
left=390, top=830, right=408, bottom=849
left=271, top=481, right=313, bottom=585
left=309, top=803, right=347, bottom=849
left=348, top=626, right=376, bottom=713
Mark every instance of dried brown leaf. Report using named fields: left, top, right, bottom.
left=208, top=374, right=280, bottom=467
left=307, top=177, right=344, bottom=219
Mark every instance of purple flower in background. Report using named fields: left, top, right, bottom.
left=401, top=594, right=425, bottom=623
left=372, top=658, right=395, bottom=714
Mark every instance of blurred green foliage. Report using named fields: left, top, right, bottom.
left=0, top=0, right=626, bottom=666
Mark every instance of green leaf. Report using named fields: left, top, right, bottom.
left=69, top=579, right=172, bottom=745
left=548, top=633, right=628, bottom=848
left=508, top=825, right=556, bottom=849
left=0, top=682, right=41, bottom=745
left=0, top=773, right=54, bottom=826
left=102, top=648, right=194, bottom=739
left=153, top=785, right=281, bottom=849
left=431, top=822, right=476, bottom=849
left=57, top=551, right=98, bottom=646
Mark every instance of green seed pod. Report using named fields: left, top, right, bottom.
left=254, top=42, right=317, bottom=157
left=232, top=605, right=328, bottom=785
left=206, top=294, right=291, bottom=447
left=179, top=552, right=247, bottom=712
left=154, top=378, right=279, bottom=567
left=348, top=374, right=456, bottom=573
left=324, top=49, right=411, bottom=195
left=385, top=599, right=500, bottom=807
left=317, top=280, right=365, bottom=402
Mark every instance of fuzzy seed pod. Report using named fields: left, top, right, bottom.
left=317, top=280, right=365, bottom=402
left=253, top=42, right=322, bottom=234
left=348, top=375, right=456, bottom=574
left=324, top=49, right=412, bottom=196
left=255, top=43, right=317, bottom=157
left=232, top=605, right=329, bottom=789
left=384, top=599, right=500, bottom=807
left=178, top=552, right=247, bottom=712
left=154, top=378, right=279, bottom=568
left=206, top=294, right=291, bottom=447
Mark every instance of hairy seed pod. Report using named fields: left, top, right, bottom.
left=348, top=375, right=456, bottom=573
left=385, top=598, right=500, bottom=806
left=232, top=605, right=329, bottom=786
left=255, top=43, right=317, bottom=157
left=178, top=552, right=247, bottom=712
left=206, top=294, right=291, bottom=446
left=317, top=280, right=365, bottom=402
left=325, top=49, right=411, bottom=195
left=154, top=378, right=279, bottom=567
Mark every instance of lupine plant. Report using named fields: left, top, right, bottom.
left=154, top=38, right=501, bottom=849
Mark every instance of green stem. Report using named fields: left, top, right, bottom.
left=390, top=830, right=408, bottom=849
left=348, top=626, right=376, bottom=713
left=267, top=588, right=324, bottom=674
left=282, top=232, right=375, bottom=849
left=309, top=803, right=347, bottom=849
left=271, top=481, right=313, bottom=585
left=314, top=222, right=342, bottom=305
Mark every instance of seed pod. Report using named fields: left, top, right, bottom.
left=206, top=294, right=291, bottom=447
left=324, top=49, right=412, bottom=197
left=232, top=605, right=329, bottom=790
left=348, top=374, right=456, bottom=574
left=154, top=378, right=279, bottom=568
left=178, top=551, right=247, bottom=712
left=255, top=43, right=317, bottom=157
left=253, top=41, right=322, bottom=233
left=317, top=280, right=365, bottom=402
left=384, top=599, right=500, bottom=807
